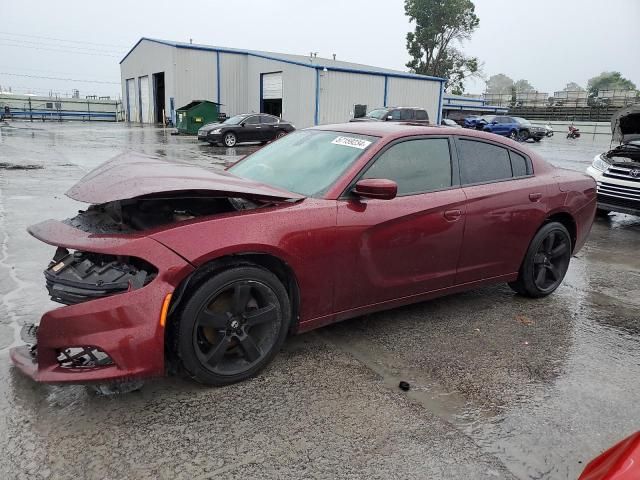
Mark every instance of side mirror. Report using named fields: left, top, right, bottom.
left=240, top=122, right=246, bottom=127
left=491, top=120, right=498, bottom=124
left=387, top=115, right=394, bottom=121
left=353, top=179, right=397, bottom=200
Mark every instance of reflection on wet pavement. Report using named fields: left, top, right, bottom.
left=0, top=122, right=638, bottom=479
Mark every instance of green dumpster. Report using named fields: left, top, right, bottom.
left=176, top=100, right=221, bottom=134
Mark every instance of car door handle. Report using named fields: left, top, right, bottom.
left=255, top=126, right=261, bottom=129
left=443, top=209, right=463, bottom=221
left=529, top=192, right=542, bottom=202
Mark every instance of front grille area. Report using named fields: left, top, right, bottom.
left=597, top=181, right=640, bottom=210
left=603, top=166, right=640, bottom=183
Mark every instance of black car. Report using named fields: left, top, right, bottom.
left=197, top=113, right=295, bottom=147
left=350, top=107, right=430, bottom=123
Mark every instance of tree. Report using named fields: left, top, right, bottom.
left=405, top=0, right=480, bottom=93
left=587, top=72, right=636, bottom=98
left=514, top=79, right=535, bottom=93
left=563, top=82, right=584, bottom=92
left=485, top=74, right=514, bottom=94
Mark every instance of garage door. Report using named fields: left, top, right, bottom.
left=262, top=72, right=283, bottom=99
left=139, top=76, right=150, bottom=123
left=126, top=78, right=138, bottom=122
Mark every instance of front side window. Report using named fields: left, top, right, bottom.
left=362, top=138, right=452, bottom=196
left=458, top=139, right=512, bottom=184
left=388, top=110, right=402, bottom=121
left=230, top=130, right=378, bottom=197
left=260, top=115, right=277, bottom=124
left=366, top=108, right=388, bottom=120
left=243, top=116, right=260, bottom=125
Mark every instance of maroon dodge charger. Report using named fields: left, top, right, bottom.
left=11, top=123, right=596, bottom=390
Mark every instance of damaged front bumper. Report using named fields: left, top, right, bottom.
left=9, top=219, right=194, bottom=384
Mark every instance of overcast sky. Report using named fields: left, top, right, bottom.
left=2, top=0, right=638, bottom=98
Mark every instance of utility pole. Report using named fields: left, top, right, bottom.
left=29, top=97, right=32, bottom=122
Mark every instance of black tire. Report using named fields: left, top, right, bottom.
left=508, top=222, right=572, bottom=298
left=176, top=266, right=291, bottom=386
left=223, top=132, right=237, bottom=147
left=533, top=137, right=541, bottom=142
left=596, top=208, right=611, bottom=217
left=275, top=130, right=287, bottom=139
left=518, top=130, right=530, bottom=141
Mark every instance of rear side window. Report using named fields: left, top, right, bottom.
left=510, top=151, right=532, bottom=177
left=260, top=115, right=277, bottom=124
left=400, top=109, right=414, bottom=120
left=458, top=139, right=512, bottom=184
left=362, top=138, right=452, bottom=195
left=415, top=109, right=429, bottom=121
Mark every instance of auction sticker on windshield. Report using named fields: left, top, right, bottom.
left=331, top=136, right=372, bottom=150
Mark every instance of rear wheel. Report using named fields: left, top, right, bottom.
left=509, top=222, right=572, bottom=298
left=177, top=266, right=291, bottom=386
left=275, top=130, right=287, bottom=139
left=509, top=130, right=518, bottom=140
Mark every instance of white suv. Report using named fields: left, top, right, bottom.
left=586, top=106, right=640, bottom=216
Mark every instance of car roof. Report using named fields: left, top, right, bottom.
left=310, top=122, right=528, bottom=145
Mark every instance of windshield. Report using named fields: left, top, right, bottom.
left=366, top=109, right=388, bottom=120
left=229, top=130, right=378, bottom=196
left=481, top=115, right=496, bottom=122
left=223, top=115, right=249, bottom=125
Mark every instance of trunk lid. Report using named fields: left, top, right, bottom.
left=65, top=152, right=304, bottom=204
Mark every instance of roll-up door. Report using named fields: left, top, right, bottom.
left=126, top=78, right=138, bottom=122
left=262, top=72, right=283, bottom=99
left=139, top=76, right=150, bottom=123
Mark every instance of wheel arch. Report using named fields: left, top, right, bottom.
left=164, top=252, right=301, bottom=365
left=544, top=211, right=577, bottom=252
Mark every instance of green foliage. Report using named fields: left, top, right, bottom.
left=405, top=0, right=480, bottom=93
left=485, top=74, right=514, bottom=94
left=514, top=79, right=535, bottom=93
left=563, top=82, right=584, bottom=92
left=587, top=72, right=636, bottom=98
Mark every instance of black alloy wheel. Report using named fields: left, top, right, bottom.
left=518, top=130, right=530, bottom=141
left=177, top=266, right=290, bottom=385
left=509, top=222, right=572, bottom=297
left=275, top=130, right=287, bottom=139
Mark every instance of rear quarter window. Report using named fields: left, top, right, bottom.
left=510, top=151, right=532, bottom=177
left=458, top=139, right=512, bottom=184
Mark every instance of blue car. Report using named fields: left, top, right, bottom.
left=480, top=115, right=521, bottom=140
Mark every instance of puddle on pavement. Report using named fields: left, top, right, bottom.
left=0, top=163, right=43, bottom=170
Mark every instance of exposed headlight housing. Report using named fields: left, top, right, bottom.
left=212, top=128, right=222, bottom=134
left=592, top=156, right=610, bottom=172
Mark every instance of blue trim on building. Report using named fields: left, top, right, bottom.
left=9, top=110, right=116, bottom=118
left=125, top=79, right=131, bottom=121
left=137, top=77, right=143, bottom=122
left=442, top=104, right=508, bottom=113
left=216, top=51, right=221, bottom=104
left=437, top=82, right=444, bottom=124
left=383, top=76, right=388, bottom=107
left=314, top=69, right=320, bottom=126
left=121, top=38, right=447, bottom=83
left=259, top=72, right=264, bottom=113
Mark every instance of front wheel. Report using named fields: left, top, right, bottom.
left=518, top=130, right=530, bottom=141
left=275, top=130, right=287, bottom=139
left=533, top=137, right=541, bottom=142
left=223, top=132, right=237, bottom=147
left=508, top=222, right=572, bottom=298
left=176, top=266, right=291, bottom=386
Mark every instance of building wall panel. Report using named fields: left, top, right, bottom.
left=175, top=48, right=217, bottom=109
left=219, top=52, right=248, bottom=116
left=386, top=77, right=442, bottom=122
left=318, top=71, right=385, bottom=125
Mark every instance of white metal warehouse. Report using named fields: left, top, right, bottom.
left=120, top=38, right=445, bottom=129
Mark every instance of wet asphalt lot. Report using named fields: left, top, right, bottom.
left=0, top=122, right=638, bottom=479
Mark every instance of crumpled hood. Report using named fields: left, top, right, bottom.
left=611, top=105, right=640, bottom=144
left=65, top=152, right=304, bottom=204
